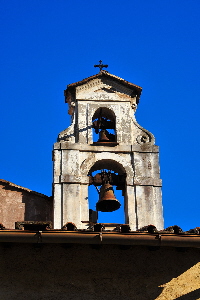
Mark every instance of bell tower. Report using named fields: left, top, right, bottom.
left=53, top=67, right=164, bottom=230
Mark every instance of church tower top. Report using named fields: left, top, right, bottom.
left=65, top=70, right=142, bottom=106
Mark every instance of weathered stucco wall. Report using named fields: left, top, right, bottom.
left=0, top=243, right=199, bottom=300
left=53, top=144, right=163, bottom=230
left=0, top=180, right=53, bottom=228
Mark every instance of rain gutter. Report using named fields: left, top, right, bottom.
left=0, top=231, right=200, bottom=248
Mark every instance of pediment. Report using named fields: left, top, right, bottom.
left=76, top=79, right=133, bottom=101
left=65, top=71, right=142, bottom=104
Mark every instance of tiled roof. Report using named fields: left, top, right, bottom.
left=0, top=226, right=200, bottom=248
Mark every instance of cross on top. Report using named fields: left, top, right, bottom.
left=94, top=60, right=108, bottom=71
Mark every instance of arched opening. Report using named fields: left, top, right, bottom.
left=92, top=107, right=117, bottom=145
left=88, top=159, right=126, bottom=224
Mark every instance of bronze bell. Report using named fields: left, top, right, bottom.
left=98, top=130, right=110, bottom=142
left=96, top=183, right=121, bottom=212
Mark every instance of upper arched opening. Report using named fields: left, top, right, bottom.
left=92, top=107, right=116, bottom=123
left=92, top=107, right=117, bottom=145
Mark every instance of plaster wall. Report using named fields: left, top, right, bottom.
left=76, top=101, right=133, bottom=144
left=53, top=145, right=163, bottom=230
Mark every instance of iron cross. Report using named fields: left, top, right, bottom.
left=94, top=60, right=108, bottom=71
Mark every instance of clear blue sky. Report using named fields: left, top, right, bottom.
left=1, top=0, right=200, bottom=230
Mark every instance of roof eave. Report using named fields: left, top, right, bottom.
left=0, top=231, right=200, bottom=248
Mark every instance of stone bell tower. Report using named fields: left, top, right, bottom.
left=53, top=67, right=164, bottom=230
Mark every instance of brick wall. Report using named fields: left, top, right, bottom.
left=0, top=180, right=53, bottom=228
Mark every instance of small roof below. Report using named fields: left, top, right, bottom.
left=0, top=179, right=51, bottom=199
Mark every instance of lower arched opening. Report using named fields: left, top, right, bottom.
left=88, top=159, right=126, bottom=224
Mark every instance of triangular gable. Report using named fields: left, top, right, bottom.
left=65, top=70, right=142, bottom=104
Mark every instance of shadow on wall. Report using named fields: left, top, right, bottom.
left=177, top=289, right=200, bottom=299
left=22, top=192, right=53, bottom=222
left=155, top=262, right=200, bottom=300
left=0, top=244, right=200, bottom=300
